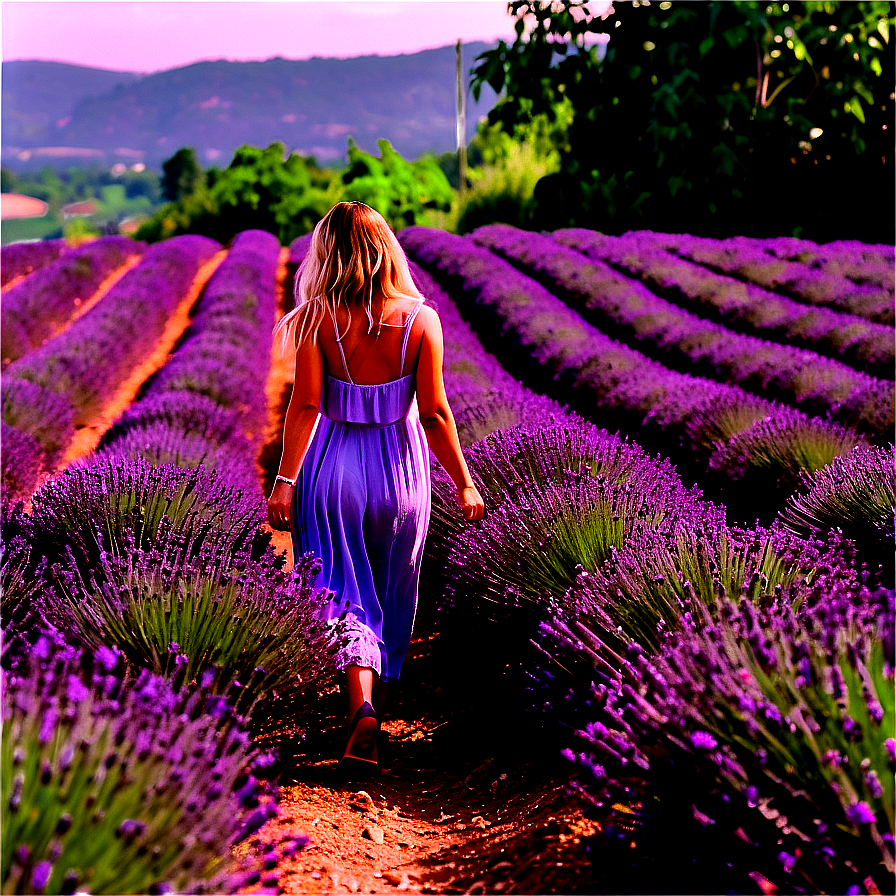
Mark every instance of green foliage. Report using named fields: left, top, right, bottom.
left=0, top=163, right=164, bottom=243
left=341, top=138, right=454, bottom=231
left=161, top=147, right=205, bottom=201
left=48, top=552, right=340, bottom=727
left=137, top=142, right=340, bottom=244
left=472, top=1, right=895, bottom=241
left=454, top=123, right=561, bottom=233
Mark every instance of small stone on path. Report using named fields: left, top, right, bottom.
left=362, top=824, right=385, bottom=844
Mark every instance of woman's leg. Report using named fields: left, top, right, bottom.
left=345, top=664, right=376, bottom=719
left=342, top=664, right=379, bottom=769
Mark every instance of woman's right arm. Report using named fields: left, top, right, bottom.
left=415, top=306, right=484, bottom=521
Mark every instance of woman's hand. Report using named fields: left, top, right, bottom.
left=267, top=481, right=295, bottom=531
left=457, top=485, right=484, bottom=521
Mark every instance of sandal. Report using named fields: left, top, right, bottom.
left=338, top=701, right=379, bottom=778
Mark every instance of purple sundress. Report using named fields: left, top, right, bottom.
left=291, top=303, right=431, bottom=681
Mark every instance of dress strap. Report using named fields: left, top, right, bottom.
left=330, top=309, right=355, bottom=384
left=399, top=302, right=424, bottom=376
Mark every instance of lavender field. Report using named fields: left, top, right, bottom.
left=1, top=226, right=894, bottom=894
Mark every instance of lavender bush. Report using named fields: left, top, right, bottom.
left=28, top=455, right=272, bottom=585
left=96, top=422, right=261, bottom=497
left=553, top=525, right=862, bottom=665
left=436, top=418, right=722, bottom=622
left=1, top=237, right=144, bottom=364
left=562, top=583, right=895, bottom=895
left=2, top=378, right=76, bottom=469
left=40, top=546, right=342, bottom=734
left=1, top=423, right=45, bottom=505
left=663, top=233, right=895, bottom=326
left=779, top=445, right=895, bottom=582
left=0, top=239, right=68, bottom=287
left=0, top=500, right=48, bottom=656
left=98, top=390, right=244, bottom=450
left=556, top=229, right=894, bottom=351
left=707, top=408, right=868, bottom=516
left=476, top=225, right=894, bottom=389
left=1, top=635, right=294, bottom=894
left=6, top=235, right=220, bottom=426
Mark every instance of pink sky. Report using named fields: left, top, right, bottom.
left=2, top=1, right=520, bottom=73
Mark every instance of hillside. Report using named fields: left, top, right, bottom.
left=1, top=61, right=141, bottom=145
left=1, top=44, right=498, bottom=171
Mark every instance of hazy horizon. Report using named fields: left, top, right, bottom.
left=2, top=2, right=519, bottom=75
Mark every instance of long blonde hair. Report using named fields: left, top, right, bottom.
left=273, top=202, right=424, bottom=357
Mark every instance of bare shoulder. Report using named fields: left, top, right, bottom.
left=416, top=303, right=441, bottom=329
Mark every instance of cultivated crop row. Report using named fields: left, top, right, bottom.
left=399, top=226, right=869, bottom=521
left=2, top=230, right=342, bottom=891
left=0, top=238, right=68, bottom=287
left=475, top=226, right=893, bottom=429
left=1, top=236, right=145, bottom=364
left=622, top=230, right=894, bottom=322
left=555, top=229, right=895, bottom=376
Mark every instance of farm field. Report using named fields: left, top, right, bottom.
left=1, top=227, right=894, bottom=895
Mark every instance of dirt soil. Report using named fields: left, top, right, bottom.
left=239, top=634, right=599, bottom=896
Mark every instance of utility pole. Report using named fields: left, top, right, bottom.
left=456, top=39, right=467, bottom=196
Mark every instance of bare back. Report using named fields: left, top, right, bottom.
left=319, top=297, right=427, bottom=386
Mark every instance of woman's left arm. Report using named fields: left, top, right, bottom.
left=266, top=329, right=324, bottom=531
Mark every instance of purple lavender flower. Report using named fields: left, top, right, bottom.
left=690, top=731, right=718, bottom=750
left=1, top=237, right=67, bottom=286
left=95, top=645, right=120, bottom=671
left=846, top=801, right=877, bottom=825
left=117, top=819, right=147, bottom=840
left=777, top=851, right=796, bottom=874
left=30, top=860, right=53, bottom=893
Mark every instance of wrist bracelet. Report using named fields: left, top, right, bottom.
left=275, top=474, right=297, bottom=487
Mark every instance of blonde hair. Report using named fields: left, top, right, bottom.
left=273, top=202, right=424, bottom=357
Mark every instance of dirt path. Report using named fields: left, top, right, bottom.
left=239, top=635, right=595, bottom=896
left=54, top=249, right=228, bottom=474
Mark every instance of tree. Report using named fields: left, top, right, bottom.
left=472, top=1, right=895, bottom=241
left=137, top=143, right=340, bottom=244
left=341, top=139, right=455, bottom=231
left=161, top=147, right=205, bottom=202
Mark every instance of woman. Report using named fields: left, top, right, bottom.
left=267, top=202, right=484, bottom=776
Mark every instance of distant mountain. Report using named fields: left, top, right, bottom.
left=1, top=45, right=499, bottom=171
left=2, top=61, right=141, bottom=144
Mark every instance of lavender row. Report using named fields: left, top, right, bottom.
left=0, top=238, right=68, bottom=287
left=4, top=234, right=220, bottom=429
left=399, top=227, right=868, bottom=521
left=726, top=233, right=894, bottom=294
left=410, top=261, right=565, bottom=445
left=474, top=226, right=893, bottom=430
left=1, top=236, right=145, bottom=365
left=676, top=235, right=893, bottom=324
left=99, top=230, right=280, bottom=501
left=555, top=229, right=895, bottom=371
